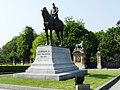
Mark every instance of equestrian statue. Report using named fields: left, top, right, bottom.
left=41, top=3, right=64, bottom=46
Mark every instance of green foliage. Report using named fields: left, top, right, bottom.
left=0, top=26, right=37, bottom=62
left=1, top=16, right=119, bottom=65
left=0, top=48, right=2, bottom=60
left=0, top=38, right=17, bottom=61
left=116, top=35, right=120, bottom=45
left=31, top=32, right=46, bottom=59
left=97, top=27, right=120, bottom=61
left=95, top=30, right=105, bottom=45
left=64, top=17, right=99, bottom=63
left=64, top=17, right=85, bottom=50
left=30, top=32, right=57, bottom=60
left=17, top=26, right=37, bottom=60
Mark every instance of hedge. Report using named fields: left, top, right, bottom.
left=0, top=66, right=30, bottom=73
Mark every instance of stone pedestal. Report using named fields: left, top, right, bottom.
left=97, top=51, right=102, bottom=69
left=14, top=46, right=87, bottom=80
left=76, top=84, right=90, bottom=90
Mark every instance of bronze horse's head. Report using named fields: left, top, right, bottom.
left=41, top=7, right=49, bottom=17
left=41, top=7, right=46, bottom=12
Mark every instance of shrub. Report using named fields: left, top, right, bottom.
left=0, top=66, right=29, bottom=73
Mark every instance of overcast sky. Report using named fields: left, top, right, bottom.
left=0, top=0, right=119, bottom=47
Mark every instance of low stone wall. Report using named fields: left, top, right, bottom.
left=87, top=61, right=120, bottom=69
left=102, top=61, right=120, bottom=68
left=87, top=62, right=97, bottom=68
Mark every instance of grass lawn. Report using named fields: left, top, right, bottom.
left=0, top=69, right=120, bottom=90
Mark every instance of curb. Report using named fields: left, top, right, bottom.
left=0, top=84, right=58, bottom=90
left=95, top=75, right=120, bottom=90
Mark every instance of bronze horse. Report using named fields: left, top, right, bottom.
left=41, top=7, right=64, bottom=46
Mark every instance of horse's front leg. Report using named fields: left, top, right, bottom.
left=45, top=29, right=49, bottom=45
left=61, top=30, right=63, bottom=46
left=49, top=29, right=52, bottom=46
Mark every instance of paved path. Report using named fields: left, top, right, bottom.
left=0, top=84, right=58, bottom=90
left=109, top=79, right=120, bottom=90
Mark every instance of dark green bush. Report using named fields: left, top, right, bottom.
left=0, top=66, right=30, bottom=73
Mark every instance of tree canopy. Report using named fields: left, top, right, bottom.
left=0, top=17, right=119, bottom=66
left=0, top=26, right=37, bottom=62
left=64, top=17, right=99, bottom=63
left=97, top=27, right=120, bottom=61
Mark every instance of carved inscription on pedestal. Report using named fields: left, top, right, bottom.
left=36, top=50, right=50, bottom=61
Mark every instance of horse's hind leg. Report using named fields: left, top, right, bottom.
left=55, top=30, right=61, bottom=46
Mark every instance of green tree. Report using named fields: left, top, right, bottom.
left=0, top=48, right=2, bottom=62
left=116, top=36, right=120, bottom=45
left=95, top=30, right=105, bottom=45
left=64, top=17, right=86, bottom=51
left=64, top=17, right=99, bottom=64
left=17, top=26, right=37, bottom=61
left=0, top=38, right=17, bottom=62
left=0, top=26, right=37, bottom=62
left=99, top=27, right=120, bottom=61
left=31, top=32, right=46, bottom=59
left=8, top=37, right=18, bottom=60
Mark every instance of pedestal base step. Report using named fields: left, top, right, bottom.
left=14, top=70, right=87, bottom=81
